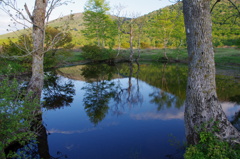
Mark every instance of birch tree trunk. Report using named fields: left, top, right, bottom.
left=183, top=0, right=240, bottom=145
left=129, top=23, right=134, bottom=61
left=28, top=0, right=48, bottom=98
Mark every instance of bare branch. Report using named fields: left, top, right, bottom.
left=0, top=1, right=34, bottom=24
left=228, top=0, right=240, bottom=16
left=222, top=14, right=239, bottom=24
left=211, top=0, right=221, bottom=13
left=46, top=0, right=74, bottom=22
left=0, top=0, right=74, bottom=60
left=24, top=3, right=33, bottom=22
left=211, top=0, right=240, bottom=16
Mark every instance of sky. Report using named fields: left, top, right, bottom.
left=0, top=0, right=174, bottom=35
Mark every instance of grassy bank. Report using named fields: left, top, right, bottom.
left=65, top=47, right=240, bottom=66
left=0, top=47, right=239, bottom=76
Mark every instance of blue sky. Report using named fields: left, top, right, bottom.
left=0, top=0, right=174, bottom=35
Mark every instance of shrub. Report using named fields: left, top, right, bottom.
left=0, top=59, right=27, bottom=75
left=121, top=42, right=130, bottom=49
left=81, top=45, right=116, bottom=61
left=44, top=49, right=72, bottom=69
left=184, top=126, right=240, bottom=159
left=0, top=78, right=39, bottom=158
left=81, top=45, right=103, bottom=61
left=140, top=42, right=151, bottom=49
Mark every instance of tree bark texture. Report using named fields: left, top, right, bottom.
left=183, top=0, right=240, bottom=145
left=129, top=23, right=134, bottom=61
left=28, top=0, right=48, bottom=98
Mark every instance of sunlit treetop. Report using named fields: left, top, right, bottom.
left=84, top=0, right=110, bottom=13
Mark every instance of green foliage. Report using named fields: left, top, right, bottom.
left=82, top=0, right=117, bottom=47
left=0, top=1, right=239, bottom=48
left=184, top=125, right=240, bottom=159
left=0, top=78, right=39, bottom=158
left=45, top=26, right=75, bottom=50
left=211, top=0, right=240, bottom=47
left=0, top=26, right=74, bottom=71
left=44, top=49, right=73, bottom=69
left=0, top=59, right=27, bottom=75
left=44, top=26, right=75, bottom=68
left=237, top=38, right=240, bottom=48
left=81, top=45, right=103, bottom=60
left=121, top=42, right=130, bottom=49
left=81, top=45, right=116, bottom=61
left=146, top=3, right=186, bottom=49
left=140, top=42, right=151, bottom=49
left=1, top=35, right=32, bottom=70
left=85, top=0, right=110, bottom=12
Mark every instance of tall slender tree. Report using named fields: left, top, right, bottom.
left=183, top=0, right=240, bottom=145
left=0, top=0, right=73, bottom=98
left=112, top=3, right=126, bottom=56
left=82, top=0, right=115, bottom=47
left=27, top=0, right=48, bottom=98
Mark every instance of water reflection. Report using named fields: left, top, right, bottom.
left=39, top=62, right=240, bottom=159
left=130, top=111, right=185, bottom=120
left=42, top=72, right=75, bottom=109
left=6, top=119, right=67, bottom=159
left=149, top=89, right=184, bottom=111
left=80, top=64, right=116, bottom=124
left=112, top=62, right=143, bottom=112
left=55, top=63, right=240, bottom=124
left=231, top=110, right=240, bottom=131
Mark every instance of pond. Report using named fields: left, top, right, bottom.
left=26, top=63, right=240, bottom=158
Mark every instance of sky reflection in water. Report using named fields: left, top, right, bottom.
left=42, top=63, right=240, bottom=159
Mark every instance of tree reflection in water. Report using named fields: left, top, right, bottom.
left=81, top=64, right=117, bottom=125
left=48, top=63, right=240, bottom=126
left=113, top=62, right=143, bottom=109
left=81, top=63, right=143, bottom=124
left=13, top=62, right=238, bottom=158
left=42, top=71, right=75, bottom=109
left=149, top=63, right=185, bottom=111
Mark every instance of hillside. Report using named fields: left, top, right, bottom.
left=0, top=13, right=84, bottom=39
left=0, top=0, right=239, bottom=47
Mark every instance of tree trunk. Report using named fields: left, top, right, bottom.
left=116, top=32, right=122, bottom=57
left=28, top=0, right=47, bottom=98
left=129, top=24, right=134, bottom=61
left=183, top=0, right=240, bottom=145
left=28, top=1, right=50, bottom=157
left=37, top=116, right=51, bottom=159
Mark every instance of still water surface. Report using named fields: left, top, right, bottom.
left=41, top=63, right=240, bottom=159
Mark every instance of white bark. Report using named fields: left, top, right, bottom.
left=27, top=0, right=47, bottom=97
left=183, top=0, right=240, bottom=145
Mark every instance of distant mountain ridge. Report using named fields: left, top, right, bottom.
left=0, top=0, right=239, bottom=47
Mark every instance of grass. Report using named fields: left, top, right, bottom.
left=64, top=51, right=85, bottom=63
left=61, top=47, right=240, bottom=67
left=137, top=48, right=188, bottom=61
left=0, top=47, right=239, bottom=76
left=116, top=47, right=240, bottom=66
left=214, top=48, right=240, bottom=66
